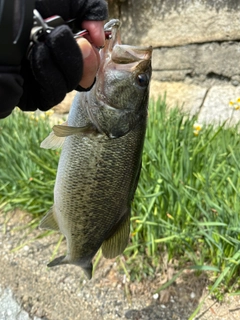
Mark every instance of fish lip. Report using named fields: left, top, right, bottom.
left=100, top=19, right=123, bottom=57
left=103, top=19, right=122, bottom=51
left=104, top=19, right=121, bottom=34
left=111, top=45, right=153, bottom=64
left=101, top=19, right=152, bottom=63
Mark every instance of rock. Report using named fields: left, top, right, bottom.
left=108, top=0, right=240, bottom=123
left=0, top=286, right=41, bottom=320
left=109, top=0, right=240, bottom=47
left=150, top=80, right=207, bottom=116
left=153, top=42, right=240, bottom=83
left=152, top=45, right=196, bottom=71
left=198, top=85, right=240, bottom=126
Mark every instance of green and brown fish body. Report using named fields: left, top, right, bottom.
left=40, top=20, right=152, bottom=279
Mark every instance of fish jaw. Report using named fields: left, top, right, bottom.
left=96, top=21, right=152, bottom=111
left=86, top=21, right=152, bottom=138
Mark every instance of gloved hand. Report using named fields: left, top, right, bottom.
left=0, top=0, right=108, bottom=118
left=0, top=66, right=24, bottom=118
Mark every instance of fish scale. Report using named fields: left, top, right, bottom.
left=40, top=19, right=152, bottom=279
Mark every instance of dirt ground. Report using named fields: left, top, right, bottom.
left=0, top=209, right=240, bottom=320
left=1, top=93, right=240, bottom=319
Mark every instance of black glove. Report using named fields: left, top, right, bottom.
left=35, top=0, right=108, bottom=23
left=0, top=0, right=108, bottom=118
left=18, top=25, right=85, bottom=112
left=0, top=66, right=23, bottom=118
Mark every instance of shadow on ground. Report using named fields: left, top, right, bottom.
left=124, top=271, right=208, bottom=320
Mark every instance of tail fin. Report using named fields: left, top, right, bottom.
left=47, top=255, right=67, bottom=267
left=82, top=263, right=93, bottom=280
left=47, top=256, right=93, bottom=280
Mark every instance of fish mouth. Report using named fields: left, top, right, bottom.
left=100, top=19, right=152, bottom=64
left=103, top=19, right=122, bottom=51
left=86, top=19, right=153, bottom=134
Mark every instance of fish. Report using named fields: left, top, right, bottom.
left=40, top=19, right=152, bottom=279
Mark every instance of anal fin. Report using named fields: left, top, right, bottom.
left=101, top=210, right=130, bottom=259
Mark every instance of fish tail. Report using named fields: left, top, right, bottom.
left=47, top=256, right=93, bottom=280
left=82, top=263, right=93, bottom=280
left=47, top=255, right=68, bottom=267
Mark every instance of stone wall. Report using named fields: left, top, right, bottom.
left=108, top=0, right=240, bottom=125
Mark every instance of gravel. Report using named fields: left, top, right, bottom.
left=0, top=286, right=41, bottom=320
left=1, top=210, right=240, bottom=320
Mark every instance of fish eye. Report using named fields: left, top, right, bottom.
left=136, top=73, right=149, bottom=87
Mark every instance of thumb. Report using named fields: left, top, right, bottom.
left=77, top=38, right=100, bottom=89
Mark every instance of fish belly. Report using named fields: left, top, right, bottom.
left=53, top=121, right=145, bottom=263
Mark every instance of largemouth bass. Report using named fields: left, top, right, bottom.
left=40, top=19, right=152, bottom=279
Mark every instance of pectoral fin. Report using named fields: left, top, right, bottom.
left=101, top=210, right=130, bottom=259
left=40, top=121, right=68, bottom=149
left=40, top=122, right=93, bottom=149
left=53, top=124, right=93, bottom=137
left=39, top=207, right=59, bottom=231
left=40, top=131, right=65, bottom=150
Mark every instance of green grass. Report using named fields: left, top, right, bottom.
left=1, top=100, right=240, bottom=298
left=128, top=98, right=240, bottom=293
left=0, top=109, right=58, bottom=216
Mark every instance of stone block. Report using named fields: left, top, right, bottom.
left=195, top=42, right=240, bottom=79
left=111, top=0, right=240, bottom=47
left=152, top=46, right=196, bottom=70
left=152, top=42, right=240, bottom=82
left=150, top=80, right=207, bottom=116
left=198, top=85, right=240, bottom=126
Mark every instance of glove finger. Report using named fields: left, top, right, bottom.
left=35, top=0, right=108, bottom=21
left=18, top=47, right=67, bottom=111
left=35, top=0, right=70, bottom=20
left=0, top=69, right=23, bottom=118
left=72, top=0, right=108, bottom=25
left=44, top=25, right=83, bottom=91
left=19, top=26, right=85, bottom=112
left=30, top=41, right=67, bottom=107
